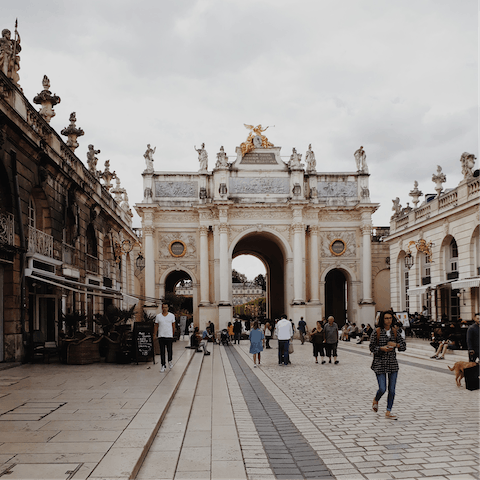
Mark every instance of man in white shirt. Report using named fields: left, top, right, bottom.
left=154, top=303, right=176, bottom=372
left=275, top=314, right=293, bottom=366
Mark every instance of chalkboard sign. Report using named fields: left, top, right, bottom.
left=133, top=322, right=155, bottom=364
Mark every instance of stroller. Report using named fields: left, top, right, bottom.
left=220, top=329, right=231, bottom=346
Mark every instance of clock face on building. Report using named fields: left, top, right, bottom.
left=169, top=240, right=186, bottom=257
left=330, top=239, right=346, bottom=256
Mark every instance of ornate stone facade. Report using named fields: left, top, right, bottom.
left=137, top=141, right=381, bottom=331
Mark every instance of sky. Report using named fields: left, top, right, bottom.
left=3, top=0, right=478, bottom=280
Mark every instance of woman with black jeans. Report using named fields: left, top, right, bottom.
left=370, top=311, right=407, bottom=419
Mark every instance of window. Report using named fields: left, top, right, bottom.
left=421, top=254, right=431, bottom=285
left=28, top=198, right=36, bottom=228
left=446, top=238, right=459, bottom=280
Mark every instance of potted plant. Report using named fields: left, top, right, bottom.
left=61, top=311, right=101, bottom=365
left=96, top=304, right=136, bottom=363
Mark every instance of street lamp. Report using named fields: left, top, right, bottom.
left=404, top=252, right=414, bottom=270
left=136, top=254, right=145, bottom=271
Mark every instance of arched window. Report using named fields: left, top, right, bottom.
left=447, top=238, right=459, bottom=279
left=421, top=253, right=431, bottom=285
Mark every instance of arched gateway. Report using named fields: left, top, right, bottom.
left=136, top=132, right=378, bottom=330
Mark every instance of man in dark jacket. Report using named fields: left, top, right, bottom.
left=467, top=313, right=479, bottom=362
left=233, top=319, right=242, bottom=344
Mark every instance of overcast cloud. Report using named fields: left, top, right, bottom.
left=3, top=0, right=477, bottom=279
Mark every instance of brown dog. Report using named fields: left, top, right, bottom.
left=448, top=361, right=477, bottom=387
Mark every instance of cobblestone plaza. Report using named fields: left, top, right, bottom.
left=0, top=339, right=478, bottom=480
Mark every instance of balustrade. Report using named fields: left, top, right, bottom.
left=439, top=191, right=458, bottom=210
left=62, top=243, right=77, bottom=266
left=27, top=226, right=53, bottom=257
left=0, top=212, right=14, bottom=246
left=86, top=253, right=99, bottom=274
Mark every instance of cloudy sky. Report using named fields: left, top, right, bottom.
left=4, top=0, right=477, bottom=279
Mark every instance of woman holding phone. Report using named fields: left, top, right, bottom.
left=369, top=311, right=406, bottom=419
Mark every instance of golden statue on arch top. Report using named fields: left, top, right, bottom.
left=241, top=123, right=274, bottom=156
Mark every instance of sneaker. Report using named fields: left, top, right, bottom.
left=334, top=360, right=339, bottom=364
left=253, top=365, right=257, bottom=368
left=169, top=361, right=173, bottom=369
left=321, top=360, right=326, bottom=364
left=430, top=355, right=437, bottom=359
left=160, top=365, right=166, bottom=372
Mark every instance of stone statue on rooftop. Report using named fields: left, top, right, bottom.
left=354, top=146, right=368, bottom=173
left=195, top=143, right=208, bottom=171
left=288, top=148, right=303, bottom=169
left=215, top=146, right=228, bottom=169
left=460, top=152, right=476, bottom=181
left=409, top=181, right=423, bottom=208
left=305, top=144, right=316, bottom=173
left=0, top=22, right=21, bottom=85
left=87, top=144, right=100, bottom=174
left=143, top=144, right=156, bottom=173
left=392, top=197, right=402, bottom=216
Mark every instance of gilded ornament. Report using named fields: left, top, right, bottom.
left=240, top=124, right=274, bottom=156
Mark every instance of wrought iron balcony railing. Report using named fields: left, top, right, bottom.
left=86, top=253, right=99, bottom=274
left=27, top=226, right=53, bottom=257
left=62, top=243, right=77, bottom=266
left=0, top=212, right=14, bottom=246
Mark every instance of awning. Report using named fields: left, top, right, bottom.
left=451, top=278, right=480, bottom=289
left=25, top=269, right=123, bottom=299
left=407, top=286, right=429, bottom=296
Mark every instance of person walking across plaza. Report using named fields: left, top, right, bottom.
left=227, top=321, right=234, bottom=342
left=324, top=316, right=339, bottom=364
left=467, top=313, right=479, bottom=362
left=264, top=321, right=272, bottom=349
left=154, top=303, right=176, bottom=373
left=233, top=318, right=242, bottom=344
left=311, top=320, right=326, bottom=364
left=298, top=317, right=307, bottom=345
left=370, top=310, right=406, bottom=420
left=275, top=314, right=293, bottom=366
left=249, top=320, right=265, bottom=367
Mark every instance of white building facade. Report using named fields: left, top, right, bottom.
left=135, top=134, right=379, bottom=331
left=385, top=157, right=479, bottom=321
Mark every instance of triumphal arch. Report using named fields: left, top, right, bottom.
left=135, top=127, right=378, bottom=330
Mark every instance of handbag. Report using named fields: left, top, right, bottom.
left=288, top=342, right=294, bottom=354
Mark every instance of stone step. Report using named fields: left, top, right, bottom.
left=88, top=348, right=198, bottom=480
left=135, top=350, right=205, bottom=479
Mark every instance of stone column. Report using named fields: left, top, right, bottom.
left=219, top=223, right=229, bottom=304
left=292, top=222, right=305, bottom=304
left=309, top=226, right=320, bottom=303
left=143, top=225, right=156, bottom=304
left=362, top=223, right=373, bottom=303
left=199, top=226, right=210, bottom=304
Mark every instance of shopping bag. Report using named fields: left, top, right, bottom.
left=288, top=342, right=294, bottom=354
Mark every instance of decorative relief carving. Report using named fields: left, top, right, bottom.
left=229, top=209, right=291, bottom=220
left=317, top=181, right=357, bottom=197
left=321, top=231, right=356, bottom=257
left=155, top=181, right=197, bottom=197
left=157, top=212, right=198, bottom=223
left=230, top=178, right=289, bottom=195
left=159, top=233, right=196, bottom=258
left=319, top=211, right=359, bottom=222
left=199, top=210, right=217, bottom=221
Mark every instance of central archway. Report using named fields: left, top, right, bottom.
left=232, top=232, right=286, bottom=320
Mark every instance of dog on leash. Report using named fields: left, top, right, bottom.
left=448, top=361, right=477, bottom=387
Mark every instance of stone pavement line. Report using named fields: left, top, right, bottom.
left=225, top=346, right=335, bottom=480
left=233, top=344, right=369, bottom=480
left=135, top=350, right=204, bottom=479
left=235, top=341, right=480, bottom=480
left=219, top=345, right=275, bottom=480
left=0, top=342, right=194, bottom=480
